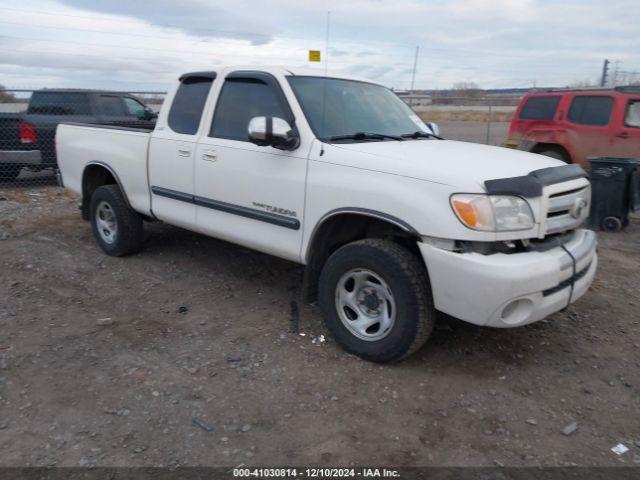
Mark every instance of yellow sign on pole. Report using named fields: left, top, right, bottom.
left=308, top=50, right=321, bottom=62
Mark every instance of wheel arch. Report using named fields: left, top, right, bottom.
left=529, top=143, right=573, bottom=163
left=302, top=208, right=422, bottom=303
left=81, top=162, right=131, bottom=220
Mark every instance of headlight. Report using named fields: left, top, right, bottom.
left=450, top=194, right=534, bottom=232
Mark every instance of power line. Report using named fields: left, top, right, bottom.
left=0, top=36, right=388, bottom=66
left=0, top=16, right=412, bottom=51
left=0, top=30, right=420, bottom=67
left=0, top=33, right=602, bottom=75
left=0, top=16, right=618, bottom=62
left=0, top=10, right=278, bottom=41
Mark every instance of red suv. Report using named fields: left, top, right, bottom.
left=506, top=87, right=640, bottom=167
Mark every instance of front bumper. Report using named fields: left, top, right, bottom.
left=0, top=150, right=42, bottom=165
left=419, top=229, right=597, bottom=327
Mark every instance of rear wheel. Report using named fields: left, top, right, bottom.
left=90, top=185, right=143, bottom=256
left=318, top=239, right=435, bottom=363
left=538, top=150, right=569, bottom=163
left=0, top=165, right=22, bottom=181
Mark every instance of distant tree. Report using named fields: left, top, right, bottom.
left=0, top=85, right=17, bottom=102
left=453, top=81, right=479, bottom=90
left=567, top=79, right=596, bottom=88
left=452, top=81, right=484, bottom=98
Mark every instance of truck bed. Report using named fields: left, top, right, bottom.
left=56, top=122, right=153, bottom=216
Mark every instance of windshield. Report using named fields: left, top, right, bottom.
left=287, top=76, right=430, bottom=141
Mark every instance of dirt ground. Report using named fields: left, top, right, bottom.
left=418, top=110, right=514, bottom=124
left=436, top=120, right=510, bottom=146
left=1, top=181, right=639, bottom=468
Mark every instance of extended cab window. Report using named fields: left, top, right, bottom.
left=519, top=96, right=560, bottom=120
left=625, top=100, right=640, bottom=128
left=168, top=77, right=213, bottom=135
left=27, top=92, right=91, bottom=115
left=210, top=79, right=287, bottom=141
left=568, top=96, right=613, bottom=126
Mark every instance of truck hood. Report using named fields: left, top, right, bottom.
left=328, top=139, right=564, bottom=191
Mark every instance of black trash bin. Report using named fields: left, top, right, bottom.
left=588, top=157, right=639, bottom=232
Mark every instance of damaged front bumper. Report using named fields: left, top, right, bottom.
left=419, top=229, right=597, bottom=327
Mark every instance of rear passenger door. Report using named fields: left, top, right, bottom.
left=148, top=73, right=214, bottom=228
left=193, top=71, right=307, bottom=261
left=610, top=97, right=640, bottom=158
left=565, top=95, right=615, bottom=160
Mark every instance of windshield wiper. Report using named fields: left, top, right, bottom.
left=400, top=131, right=442, bottom=140
left=329, top=132, right=404, bottom=142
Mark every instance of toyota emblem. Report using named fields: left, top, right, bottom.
left=570, top=198, right=587, bottom=219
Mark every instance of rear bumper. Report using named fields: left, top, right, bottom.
left=419, top=229, right=597, bottom=327
left=0, top=150, right=42, bottom=165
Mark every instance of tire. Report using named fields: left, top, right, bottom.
left=538, top=150, right=569, bottom=163
left=318, top=239, right=435, bottom=363
left=601, top=216, right=622, bottom=232
left=0, top=165, right=22, bottom=181
left=90, top=184, right=143, bottom=256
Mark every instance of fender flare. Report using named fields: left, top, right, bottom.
left=305, top=207, right=419, bottom=263
left=81, top=161, right=133, bottom=218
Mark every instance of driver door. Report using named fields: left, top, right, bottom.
left=194, top=72, right=307, bottom=261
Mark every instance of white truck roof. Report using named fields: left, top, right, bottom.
left=194, top=65, right=378, bottom=85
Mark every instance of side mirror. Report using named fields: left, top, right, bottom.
left=426, top=122, right=440, bottom=137
left=143, top=108, right=157, bottom=121
left=248, top=116, right=299, bottom=150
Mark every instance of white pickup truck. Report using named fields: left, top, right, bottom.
left=57, top=66, right=597, bottom=363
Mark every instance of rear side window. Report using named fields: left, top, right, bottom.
left=568, top=96, right=613, bottom=126
left=210, top=79, right=288, bottom=141
left=98, top=95, right=126, bottom=116
left=168, top=77, right=213, bottom=135
left=625, top=100, right=640, bottom=128
left=27, top=92, right=91, bottom=115
left=519, top=96, right=560, bottom=120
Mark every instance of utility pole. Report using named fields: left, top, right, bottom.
left=410, top=46, right=420, bottom=106
left=612, top=60, right=620, bottom=86
left=600, top=59, right=610, bottom=87
left=324, top=11, right=331, bottom=76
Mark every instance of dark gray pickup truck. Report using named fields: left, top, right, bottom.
left=0, top=89, right=157, bottom=181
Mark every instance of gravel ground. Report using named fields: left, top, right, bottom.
left=0, top=183, right=639, bottom=468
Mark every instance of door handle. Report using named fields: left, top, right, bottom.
left=177, top=149, right=191, bottom=157
left=202, top=150, right=217, bottom=162
left=616, top=132, right=630, bottom=139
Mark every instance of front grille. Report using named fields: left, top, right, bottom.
left=544, top=186, right=590, bottom=235
left=542, top=261, right=592, bottom=297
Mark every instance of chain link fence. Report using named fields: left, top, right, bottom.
left=400, top=94, right=521, bottom=146
left=0, top=89, right=165, bottom=187
left=1, top=88, right=522, bottom=189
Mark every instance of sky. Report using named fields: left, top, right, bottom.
left=0, top=0, right=638, bottom=91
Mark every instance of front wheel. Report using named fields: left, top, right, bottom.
left=318, top=239, right=435, bottom=363
left=90, top=185, right=143, bottom=256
